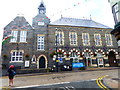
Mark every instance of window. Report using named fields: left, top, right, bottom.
left=84, top=52, right=90, bottom=58
left=37, top=35, right=44, bottom=50
left=10, top=31, right=18, bottom=42
left=69, top=32, right=77, bottom=45
left=11, top=51, right=23, bottom=62
left=20, top=31, right=27, bottom=42
left=56, top=31, right=64, bottom=45
left=105, top=34, right=113, bottom=46
left=114, top=3, right=118, bottom=13
left=116, top=12, right=119, bottom=21
left=112, top=3, right=119, bottom=23
left=71, top=51, right=77, bottom=57
left=94, top=34, right=102, bottom=46
left=97, top=52, right=102, bottom=57
left=82, top=33, right=90, bottom=46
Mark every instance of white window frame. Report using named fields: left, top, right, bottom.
left=20, top=31, right=27, bottom=42
left=10, top=30, right=18, bottom=42
left=105, top=34, right=113, bottom=46
left=94, top=34, right=102, bottom=46
left=56, top=31, right=64, bottom=45
left=37, top=35, right=45, bottom=50
left=69, top=32, right=77, bottom=45
left=82, top=33, right=90, bottom=46
left=11, top=51, right=23, bottom=62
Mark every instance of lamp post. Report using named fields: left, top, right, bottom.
left=55, top=28, right=59, bottom=72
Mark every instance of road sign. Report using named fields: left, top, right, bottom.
left=72, top=62, right=85, bottom=68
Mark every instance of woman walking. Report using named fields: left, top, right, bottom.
left=8, top=65, right=16, bottom=86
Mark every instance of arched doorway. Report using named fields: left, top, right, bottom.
left=39, top=56, right=45, bottom=68
left=108, top=51, right=118, bottom=67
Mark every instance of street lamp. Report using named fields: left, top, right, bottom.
left=55, top=28, right=59, bottom=72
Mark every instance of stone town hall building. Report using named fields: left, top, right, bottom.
left=1, top=1, right=119, bottom=70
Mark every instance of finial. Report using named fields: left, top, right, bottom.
left=61, top=15, right=63, bottom=18
left=90, top=14, right=92, bottom=20
left=17, top=13, right=24, bottom=17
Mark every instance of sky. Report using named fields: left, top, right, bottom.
left=0, top=0, right=115, bottom=54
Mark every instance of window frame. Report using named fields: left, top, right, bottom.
left=10, top=50, right=23, bottom=62
left=69, top=32, right=77, bottom=46
left=55, top=31, right=64, bottom=46
left=94, top=34, right=102, bottom=46
left=82, top=33, right=90, bottom=46
left=10, top=30, right=18, bottom=43
left=105, top=34, right=113, bottom=46
left=37, top=35, right=45, bottom=50
left=20, top=30, right=27, bottom=42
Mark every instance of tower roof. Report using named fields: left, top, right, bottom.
left=39, top=3, right=44, bottom=7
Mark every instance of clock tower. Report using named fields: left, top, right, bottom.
left=38, top=1, right=46, bottom=15
left=32, top=0, right=50, bottom=28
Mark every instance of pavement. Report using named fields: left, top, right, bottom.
left=1, top=67, right=120, bottom=89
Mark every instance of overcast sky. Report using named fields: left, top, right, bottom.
left=0, top=0, right=115, bottom=54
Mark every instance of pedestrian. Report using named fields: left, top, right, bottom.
left=7, top=65, right=16, bottom=86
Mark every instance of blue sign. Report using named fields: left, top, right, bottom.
left=59, top=58, right=63, bottom=61
left=72, top=62, right=85, bottom=68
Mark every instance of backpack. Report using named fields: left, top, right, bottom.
left=12, top=70, right=16, bottom=76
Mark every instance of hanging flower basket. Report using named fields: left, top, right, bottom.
left=58, top=51, right=63, bottom=54
left=66, top=54, right=69, bottom=57
left=50, top=51, right=56, bottom=57
left=3, top=54, right=8, bottom=59
left=25, top=54, right=30, bottom=59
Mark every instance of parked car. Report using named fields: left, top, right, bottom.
left=60, top=64, right=72, bottom=71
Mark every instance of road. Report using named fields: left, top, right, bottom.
left=1, top=69, right=119, bottom=89
left=12, top=80, right=101, bottom=90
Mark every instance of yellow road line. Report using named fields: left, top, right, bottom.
left=1, top=87, right=11, bottom=90
left=96, top=75, right=109, bottom=90
left=96, top=78, right=104, bottom=89
left=99, top=76, right=108, bottom=89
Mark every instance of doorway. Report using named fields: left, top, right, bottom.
left=108, top=51, right=118, bottom=67
left=39, top=56, right=45, bottom=68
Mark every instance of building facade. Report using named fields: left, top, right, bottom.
left=109, top=0, right=120, bottom=24
left=2, top=1, right=119, bottom=70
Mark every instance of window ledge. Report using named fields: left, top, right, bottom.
left=10, top=61, right=23, bottom=63
left=37, top=50, right=45, bottom=51
left=19, top=42, right=27, bottom=43
left=31, top=62, right=36, bottom=64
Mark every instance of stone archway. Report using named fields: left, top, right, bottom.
left=108, top=51, right=118, bottom=67
left=37, top=55, right=47, bottom=69
left=39, top=56, right=45, bottom=68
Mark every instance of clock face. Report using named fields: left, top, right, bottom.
left=40, top=10, right=44, bottom=14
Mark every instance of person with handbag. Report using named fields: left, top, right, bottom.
left=7, top=65, right=16, bottom=86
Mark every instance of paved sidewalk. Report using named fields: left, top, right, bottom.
left=1, top=67, right=119, bottom=89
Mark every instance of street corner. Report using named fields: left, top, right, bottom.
left=103, top=75, right=119, bottom=89
left=96, top=75, right=110, bottom=90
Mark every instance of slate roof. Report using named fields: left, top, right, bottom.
left=50, top=17, right=111, bottom=29
left=4, top=16, right=33, bottom=30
